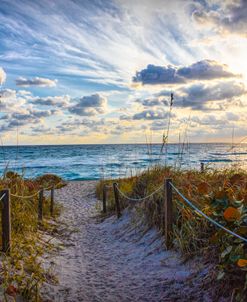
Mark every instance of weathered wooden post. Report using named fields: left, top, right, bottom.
left=38, top=189, right=44, bottom=222
left=113, top=183, right=121, bottom=218
left=102, top=185, right=107, bottom=213
left=50, top=187, right=54, bottom=216
left=200, top=162, right=204, bottom=172
left=1, top=190, right=11, bottom=253
left=164, top=178, right=173, bottom=249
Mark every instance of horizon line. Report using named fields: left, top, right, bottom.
left=1, top=142, right=245, bottom=147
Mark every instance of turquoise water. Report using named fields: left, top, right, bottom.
left=0, top=143, right=246, bottom=180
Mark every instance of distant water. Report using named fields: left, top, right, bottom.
left=0, top=144, right=247, bottom=180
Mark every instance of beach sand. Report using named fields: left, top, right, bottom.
left=41, top=181, right=216, bottom=302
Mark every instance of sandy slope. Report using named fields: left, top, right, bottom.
left=42, top=181, right=215, bottom=302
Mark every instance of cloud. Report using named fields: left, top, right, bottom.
left=18, top=90, right=32, bottom=96
left=119, top=114, right=132, bottom=120
left=191, top=114, right=229, bottom=127
left=0, top=89, right=16, bottom=99
left=56, top=116, right=145, bottom=136
left=0, top=67, right=6, bottom=85
left=28, top=125, right=53, bottom=135
left=68, top=93, right=107, bottom=116
left=30, top=109, right=57, bottom=118
left=150, top=120, right=169, bottom=131
left=159, top=80, right=247, bottom=110
left=192, top=0, right=247, bottom=36
left=133, top=64, right=185, bottom=85
left=16, top=77, right=57, bottom=87
left=0, top=88, right=109, bottom=136
left=177, top=60, right=239, bottom=80
left=225, top=112, right=239, bottom=121
left=133, top=109, right=174, bottom=120
left=0, top=108, right=57, bottom=132
left=110, top=124, right=138, bottom=135
left=10, top=109, right=57, bottom=121
left=29, top=95, right=70, bottom=107
left=190, top=112, right=243, bottom=130
left=136, top=97, right=169, bottom=107
left=0, top=89, right=28, bottom=112
left=54, top=117, right=110, bottom=135
left=133, top=60, right=239, bottom=85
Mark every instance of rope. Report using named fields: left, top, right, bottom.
left=9, top=182, right=63, bottom=199
left=0, top=193, right=6, bottom=201
left=170, top=182, right=247, bottom=244
left=116, top=184, right=163, bottom=202
left=43, top=181, right=65, bottom=191
left=43, top=186, right=53, bottom=191
left=10, top=191, right=40, bottom=199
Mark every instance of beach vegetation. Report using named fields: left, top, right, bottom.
left=0, top=172, right=64, bottom=301
left=96, top=165, right=247, bottom=300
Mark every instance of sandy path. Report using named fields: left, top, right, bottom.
left=42, top=181, right=214, bottom=302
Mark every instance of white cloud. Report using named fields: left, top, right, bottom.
left=30, top=95, right=70, bottom=107
left=0, top=67, right=6, bottom=85
left=158, top=80, right=247, bottom=110
left=16, top=77, right=57, bottom=87
left=192, top=0, right=247, bottom=36
left=133, top=109, right=175, bottom=120
left=69, top=94, right=107, bottom=116
left=133, top=60, right=239, bottom=85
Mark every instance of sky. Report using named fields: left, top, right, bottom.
left=0, top=0, right=247, bottom=145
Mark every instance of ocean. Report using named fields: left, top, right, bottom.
left=0, top=143, right=246, bottom=180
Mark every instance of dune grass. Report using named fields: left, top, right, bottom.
left=96, top=165, right=247, bottom=301
left=0, top=171, right=65, bottom=301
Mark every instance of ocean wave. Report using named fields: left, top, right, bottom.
left=227, top=152, right=247, bottom=155
left=167, top=152, right=181, bottom=155
left=202, top=159, right=232, bottom=163
left=105, top=163, right=123, bottom=168
left=142, top=158, right=161, bottom=162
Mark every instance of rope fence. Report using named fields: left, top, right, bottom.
left=102, top=177, right=247, bottom=248
left=170, top=182, right=247, bottom=244
left=116, top=185, right=163, bottom=203
left=10, top=191, right=40, bottom=199
left=0, top=184, right=59, bottom=253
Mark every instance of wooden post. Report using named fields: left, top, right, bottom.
left=102, top=185, right=107, bottom=213
left=200, top=162, right=204, bottom=172
left=113, top=183, right=121, bottom=218
left=164, top=178, right=173, bottom=249
left=38, top=189, right=44, bottom=222
left=50, top=187, right=54, bottom=216
left=1, top=190, right=11, bottom=253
